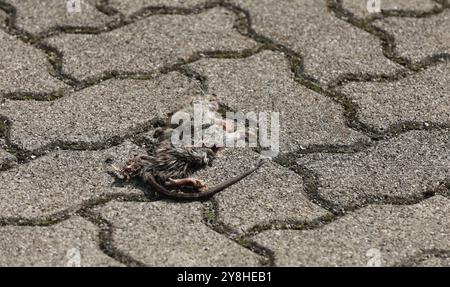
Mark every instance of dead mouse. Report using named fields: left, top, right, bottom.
left=112, top=95, right=263, bottom=200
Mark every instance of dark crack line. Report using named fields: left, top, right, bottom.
left=0, top=192, right=157, bottom=267
left=0, top=113, right=165, bottom=166
left=274, top=142, right=448, bottom=214
left=274, top=154, right=346, bottom=216
left=0, top=2, right=82, bottom=88
left=328, top=0, right=450, bottom=72
left=356, top=0, right=445, bottom=23
left=32, top=1, right=224, bottom=41
left=201, top=199, right=275, bottom=267
left=0, top=193, right=157, bottom=227
left=95, top=0, right=124, bottom=18
left=77, top=208, right=148, bottom=267
left=243, top=214, right=338, bottom=239
left=327, top=55, right=450, bottom=89
left=72, top=44, right=267, bottom=93
left=274, top=160, right=445, bottom=216
left=1, top=39, right=265, bottom=100
left=0, top=0, right=266, bottom=97
left=183, top=61, right=450, bottom=265
left=1, top=1, right=221, bottom=41
left=220, top=1, right=450, bottom=142
left=240, top=192, right=446, bottom=243
left=1, top=0, right=448, bottom=267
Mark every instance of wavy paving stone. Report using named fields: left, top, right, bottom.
left=297, top=130, right=450, bottom=208
left=0, top=29, right=68, bottom=96
left=194, top=148, right=330, bottom=232
left=94, top=201, right=260, bottom=266
left=0, top=72, right=199, bottom=151
left=373, top=10, right=450, bottom=63
left=0, top=217, right=122, bottom=266
left=6, top=0, right=110, bottom=35
left=45, top=8, right=257, bottom=81
left=189, top=51, right=369, bottom=152
left=233, top=0, right=401, bottom=84
left=337, top=61, right=450, bottom=131
left=253, top=196, right=450, bottom=266
left=109, top=0, right=209, bottom=16
left=342, top=0, right=441, bottom=18
left=0, top=141, right=144, bottom=218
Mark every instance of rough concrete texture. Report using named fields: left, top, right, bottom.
left=7, top=0, right=110, bottom=35
left=109, top=0, right=209, bottom=16
left=253, top=196, right=450, bottom=266
left=0, top=29, right=68, bottom=96
left=0, top=148, right=17, bottom=170
left=417, top=256, right=450, bottom=267
left=45, top=8, right=257, bottom=80
left=0, top=72, right=200, bottom=151
left=374, top=10, right=450, bottom=63
left=234, top=0, right=402, bottom=84
left=342, top=0, right=441, bottom=18
left=0, top=141, right=144, bottom=218
left=189, top=51, right=369, bottom=152
left=0, top=0, right=448, bottom=266
left=0, top=8, right=7, bottom=27
left=337, top=61, right=450, bottom=131
left=0, top=217, right=122, bottom=267
left=195, top=148, right=330, bottom=232
left=94, top=200, right=261, bottom=266
left=297, top=130, right=450, bottom=208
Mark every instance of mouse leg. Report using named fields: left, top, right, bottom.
left=165, top=178, right=207, bottom=191
left=119, top=154, right=152, bottom=180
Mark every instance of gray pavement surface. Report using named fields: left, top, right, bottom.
left=0, top=0, right=448, bottom=266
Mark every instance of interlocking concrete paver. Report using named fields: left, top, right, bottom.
left=337, top=61, right=450, bottom=131
left=94, top=201, right=261, bottom=266
left=7, top=0, right=110, bottom=35
left=253, top=196, right=450, bottom=266
left=297, top=130, right=450, bottom=208
left=342, top=0, right=441, bottom=18
left=373, top=10, right=450, bottom=63
left=195, top=148, right=330, bottom=232
left=45, top=8, right=257, bottom=81
left=0, top=141, right=144, bottom=218
left=0, top=72, right=199, bottom=151
left=189, top=51, right=369, bottom=152
left=0, top=0, right=448, bottom=267
left=0, top=217, right=122, bottom=266
left=109, top=0, right=209, bottom=16
left=0, top=148, right=17, bottom=170
left=233, top=0, right=402, bottom=84
left=0, top=29, right=69, bottom=97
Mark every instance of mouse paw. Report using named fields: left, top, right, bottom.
left=165, top=178, right=207, bottom=191
left=193, top=179, right=207, bottom=192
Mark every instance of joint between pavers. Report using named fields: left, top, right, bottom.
left=77, top=208, right=149, bottom=267
left=327, top=0, right=448, bottom=72
left=0, top=113, right=164, bottom=167
left=201, top=199, right=276, bottom=266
